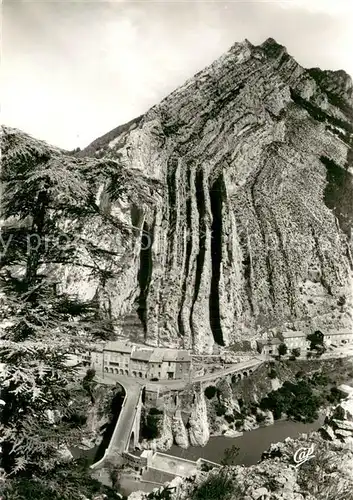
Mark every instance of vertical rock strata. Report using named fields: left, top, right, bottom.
left=79, top=38, right=353, bottom=352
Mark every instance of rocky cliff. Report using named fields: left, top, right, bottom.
left=74, top=37, right=353, bottom=353
left=6, top=38, right=352, bottom=354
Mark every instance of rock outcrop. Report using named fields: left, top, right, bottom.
left=76, top=37, right=353, bottom=353
left=188, top=389, right=210, bottom=446
left=320, top=389, right=353, bottom=448
left=5, top=38, right=353, bottom=354
left=140, top=412, right=174, bottom=452
left=130, top=393, right=353, bottom=500
left=172, top=410, right=189, bottom=449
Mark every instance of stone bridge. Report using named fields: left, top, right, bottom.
left=90, top=356, right=264, bottom=472
left=91, top=377, right=143, bottom=470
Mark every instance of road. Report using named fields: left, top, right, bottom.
left=92, top=356, right=265, bottom=393
left=145, top=356, right=265, bottom=391
left=90, top=375, right=142, bottom=469
left=89, top=357, right=264, bottom=465
left=109, top=380, right=141, bottom=455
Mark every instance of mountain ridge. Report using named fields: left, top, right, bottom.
left=4, top=37, right=353, bottom=353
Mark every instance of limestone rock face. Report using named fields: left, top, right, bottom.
left=188, top=390, right=210, bottom=446
left=319, top=391, right=353, bottom=447
left=172, top=410, right=189, bottom=449
left=77, top=38, right=353, bottom=352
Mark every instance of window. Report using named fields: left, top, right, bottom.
left=159, top=364, right=161, bottom=368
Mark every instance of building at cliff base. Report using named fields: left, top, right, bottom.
left=256, top=328, right=353, bottom=357
left=81, top=341, right=192, bottom=381
left=279, top=331, right=309, bottom=351
left=324, top=329, right=353, bottom=346
left=256, top=338, right=282, bottom=356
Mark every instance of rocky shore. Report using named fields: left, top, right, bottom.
left=129, top=390, right=353, bottom=500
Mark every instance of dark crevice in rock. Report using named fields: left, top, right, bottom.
left=166, top=157, right=178, bottom=263
left=137, top=221, right=153, bottom=336
left=130, top=204, right=144, bottom=235
left=321, top=155, right=353, bottom=239
left=290, top=89, right=353, bottom=138
left=239, top=230, right=254, bottom=316
left=209, top=174, right=225, bottom=346
left=178, top=168, right=192, bottom=338
left=189, top=169, right=206, bottom=338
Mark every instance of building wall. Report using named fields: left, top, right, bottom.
left=148, top=362, right=163, bottom=379
left=130, top=360, right=149, bottom=378
left=161, top=361, right=176, bottom=379
left=175, top=362, right=191, bottom=379
left=90, top=350, right=103, bottom=372
left=103, top=350, right=131, bottom=374
left=283, top=338, right=309, bottom=350
left=264, top=345, right=280, bottom=355
left=325, top=333, right=353, bottom=345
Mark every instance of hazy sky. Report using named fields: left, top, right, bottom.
left=2, top=0, right=353, bottom=150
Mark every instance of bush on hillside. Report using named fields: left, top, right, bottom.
left=204, top=386, right=218, bottom=399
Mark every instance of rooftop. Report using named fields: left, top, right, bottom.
left=131, top=349, right=153, bottom=362
left=327, top=330, right=353, bottom=336
left=162, top=350, right=179, bottom=362
left=104, top=341, right=133, bottom=354
left=149, top=350, right=165, bottom=363
left=176, top=350, right=192, bottom=362
left=257, top=338, right=281, bottom=346
left=281, top=331, right=307, bottom=338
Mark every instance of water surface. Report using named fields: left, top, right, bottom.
left=168, top=417, right=324, bottom=466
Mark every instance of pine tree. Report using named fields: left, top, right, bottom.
left=0, top=126, right=158, bottom=495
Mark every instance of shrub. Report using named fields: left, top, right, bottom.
left=268, top=369, right=277, bottom=379
left=333, top=405, right=345, bottom=420
left=149, top=407, right=163, bottom=416
left=215, top=404, right=227, bottom=416
left=307, top=330, right=324, bottom=350
left=292, top=348, right=301, bottom=358
left=191, top=473, right=234, bottom=500
left=260, top=379, right=321, bottom=423
left=142, top=408, right=163, bottom=440
left=224, top=414, right=234, bottom=423
left=256, top=413, right=266, bottom=423
left=278, top=343, right=288, bottom=357
left=204, top=386, right=218, bottom=399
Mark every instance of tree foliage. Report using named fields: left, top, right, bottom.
left=0, top=126, right=158, bottom=495
left=278, top=343, right=288, bottom=357
left=307, top=331, right=324, bottom=351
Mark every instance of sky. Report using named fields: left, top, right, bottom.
left=2, top=0, right=353, bottom=150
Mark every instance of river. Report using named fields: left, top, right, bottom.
left=167, top=416, right=325, bottom=466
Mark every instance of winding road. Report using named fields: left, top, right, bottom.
left=90, top=355, right=265, bottom=469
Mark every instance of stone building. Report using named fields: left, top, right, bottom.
left=256, top=338, right=282, bottom=356
left=103, top=341, right=132, bottom=375
left=148, top=350, right=164, bottom=379
left=81, top=342, right=193, bottom=380
left=280, top=331, right=309, bottom=352
left=130, top=349, right=152, bottom=378
left=324, top=330, right=353, bottom=346
left=175, top=351, right=192, bottom=379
